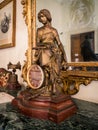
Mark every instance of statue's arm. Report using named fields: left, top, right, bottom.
left=54, top=29, right=67, bottom=62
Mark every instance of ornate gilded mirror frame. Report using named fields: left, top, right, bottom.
left=21, top=0, right=98, bottom=95
left=21, top=0, right=36, bottom=82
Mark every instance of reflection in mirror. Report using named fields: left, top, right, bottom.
left=71, top=31, right=98, bottom=62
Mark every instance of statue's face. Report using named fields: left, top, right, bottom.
left=39, top=13, right=47, bottom=24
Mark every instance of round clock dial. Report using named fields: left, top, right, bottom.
left=27, top=64, right=44, bottom=89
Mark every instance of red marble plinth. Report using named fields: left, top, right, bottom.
left=12, top=91, right=77, bottom=123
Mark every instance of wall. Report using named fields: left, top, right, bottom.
left=0, top=0, right=28, bottom=84
left=0, top=0, right=98, bottom=103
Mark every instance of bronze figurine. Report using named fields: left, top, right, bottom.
left=33, top=9, right=67, bottom=95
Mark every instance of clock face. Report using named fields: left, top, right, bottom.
left=27, top=64, right=44, bottom=89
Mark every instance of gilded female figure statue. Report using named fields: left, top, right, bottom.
left=35, top=9, right=67, bottom=95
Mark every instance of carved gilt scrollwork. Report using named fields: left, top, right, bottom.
left=61, top=62, right=98, bottom=95
left=21, top=0, right=28, bottom=81
left=21, top=0, right=28, bottom=25
left=21, top=0, right=36, bottom=82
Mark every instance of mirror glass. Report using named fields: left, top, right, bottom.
left=36, top=0, right=98, bottom=62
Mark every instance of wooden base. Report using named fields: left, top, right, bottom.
left=12, top=90, right=77, bottom=123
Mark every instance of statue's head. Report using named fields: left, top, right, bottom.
left=38, top=9, right=52, bottom=23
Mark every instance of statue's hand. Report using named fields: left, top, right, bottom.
left=62, top=62, right=68, bottom=70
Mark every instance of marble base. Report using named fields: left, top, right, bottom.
left=0, top=98, right=98, bottom=129
left=12, top=91, right=77, bottom=123
left=0, top=92, right=14, bottom=104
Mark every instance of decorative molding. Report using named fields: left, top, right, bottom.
left=69, top=0, right=95, bottom=29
